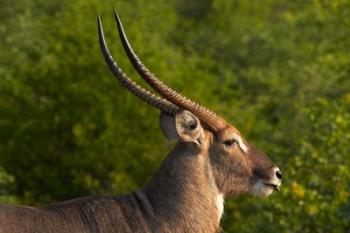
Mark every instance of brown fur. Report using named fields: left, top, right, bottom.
left=0, top=111, right=280, bottom=233
left=1, top=13, right=282, bottom=231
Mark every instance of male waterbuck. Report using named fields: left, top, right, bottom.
left=0, top=12, right=282, bottom=233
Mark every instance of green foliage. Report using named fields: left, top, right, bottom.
left=0, top=166, right=17, bottom=204
left=0, top=0, right=349, bottom=232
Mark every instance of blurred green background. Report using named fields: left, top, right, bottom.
left=0, top=0, right=350, bottom=232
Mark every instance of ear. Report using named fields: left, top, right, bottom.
left=160, top=110, right=204, bottom=145
left=160, top=112, right=179, bottom=140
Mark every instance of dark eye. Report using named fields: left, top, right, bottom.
left=224, top=139, right=237, bottom=146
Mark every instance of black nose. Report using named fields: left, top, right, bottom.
left=276, top=170, right=282, bottom=180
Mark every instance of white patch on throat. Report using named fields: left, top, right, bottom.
left=208, top=156, right=225, bottom=224
left=216, top=193, right=224, bottom=223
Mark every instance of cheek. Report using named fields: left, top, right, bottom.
left=227, top=150, right=253, bottom=177
left=214, top=148, right=252, bottom=177
left=210, top=151, right=253, bottom=195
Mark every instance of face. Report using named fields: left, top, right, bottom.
left=162, top=110, right=282, bottom=197
left=207, top=125, right=282, bottom=197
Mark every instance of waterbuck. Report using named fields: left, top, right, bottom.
left=0, top=12, right=282, bottom=233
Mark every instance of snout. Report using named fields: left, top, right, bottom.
left=251, top=167, right=282, bottom=197
left=275, top=168, right=282, bottom=180
left=264, top=167, right=282, bottom=191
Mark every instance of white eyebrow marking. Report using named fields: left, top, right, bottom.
left=233, top=135, right=248, bottom=153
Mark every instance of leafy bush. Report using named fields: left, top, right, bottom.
left=0, top=0, right=349, bottom=232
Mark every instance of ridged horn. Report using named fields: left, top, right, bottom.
left=113, top=11, right=227, bottom=131
left=97, top=15, right=179, bottom=116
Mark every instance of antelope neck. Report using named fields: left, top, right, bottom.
left=142, top=143, right=223, bottom=232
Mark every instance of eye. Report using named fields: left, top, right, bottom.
left=224, top=139, right=237, bottom=147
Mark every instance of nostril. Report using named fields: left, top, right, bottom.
left=276, top=170, right=282, bottom=180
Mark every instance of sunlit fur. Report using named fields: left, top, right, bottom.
left=138, top=113, right=281, bottom=232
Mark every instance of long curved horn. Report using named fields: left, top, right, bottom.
left=113, top=11, right=227, bottom=131
left=98, top=15, right=179, bottom=116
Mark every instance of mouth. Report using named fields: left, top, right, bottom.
left=264, top=183, right=280, bottom=192
left=251, top=180, right=281, bottom=197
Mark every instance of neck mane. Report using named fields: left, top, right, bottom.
left=141, top=142, right=223, bottom=233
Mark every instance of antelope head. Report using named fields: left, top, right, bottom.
left=97, top=12, right=282, bottom=201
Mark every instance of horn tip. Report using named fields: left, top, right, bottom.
left=97, top=13, right=102, bottom=25
left=113, top=9, right=120, bottom=19
left=113, top=9, right=122, bottom=28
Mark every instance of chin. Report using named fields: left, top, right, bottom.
left=250, top=182, right=275, bottom=197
